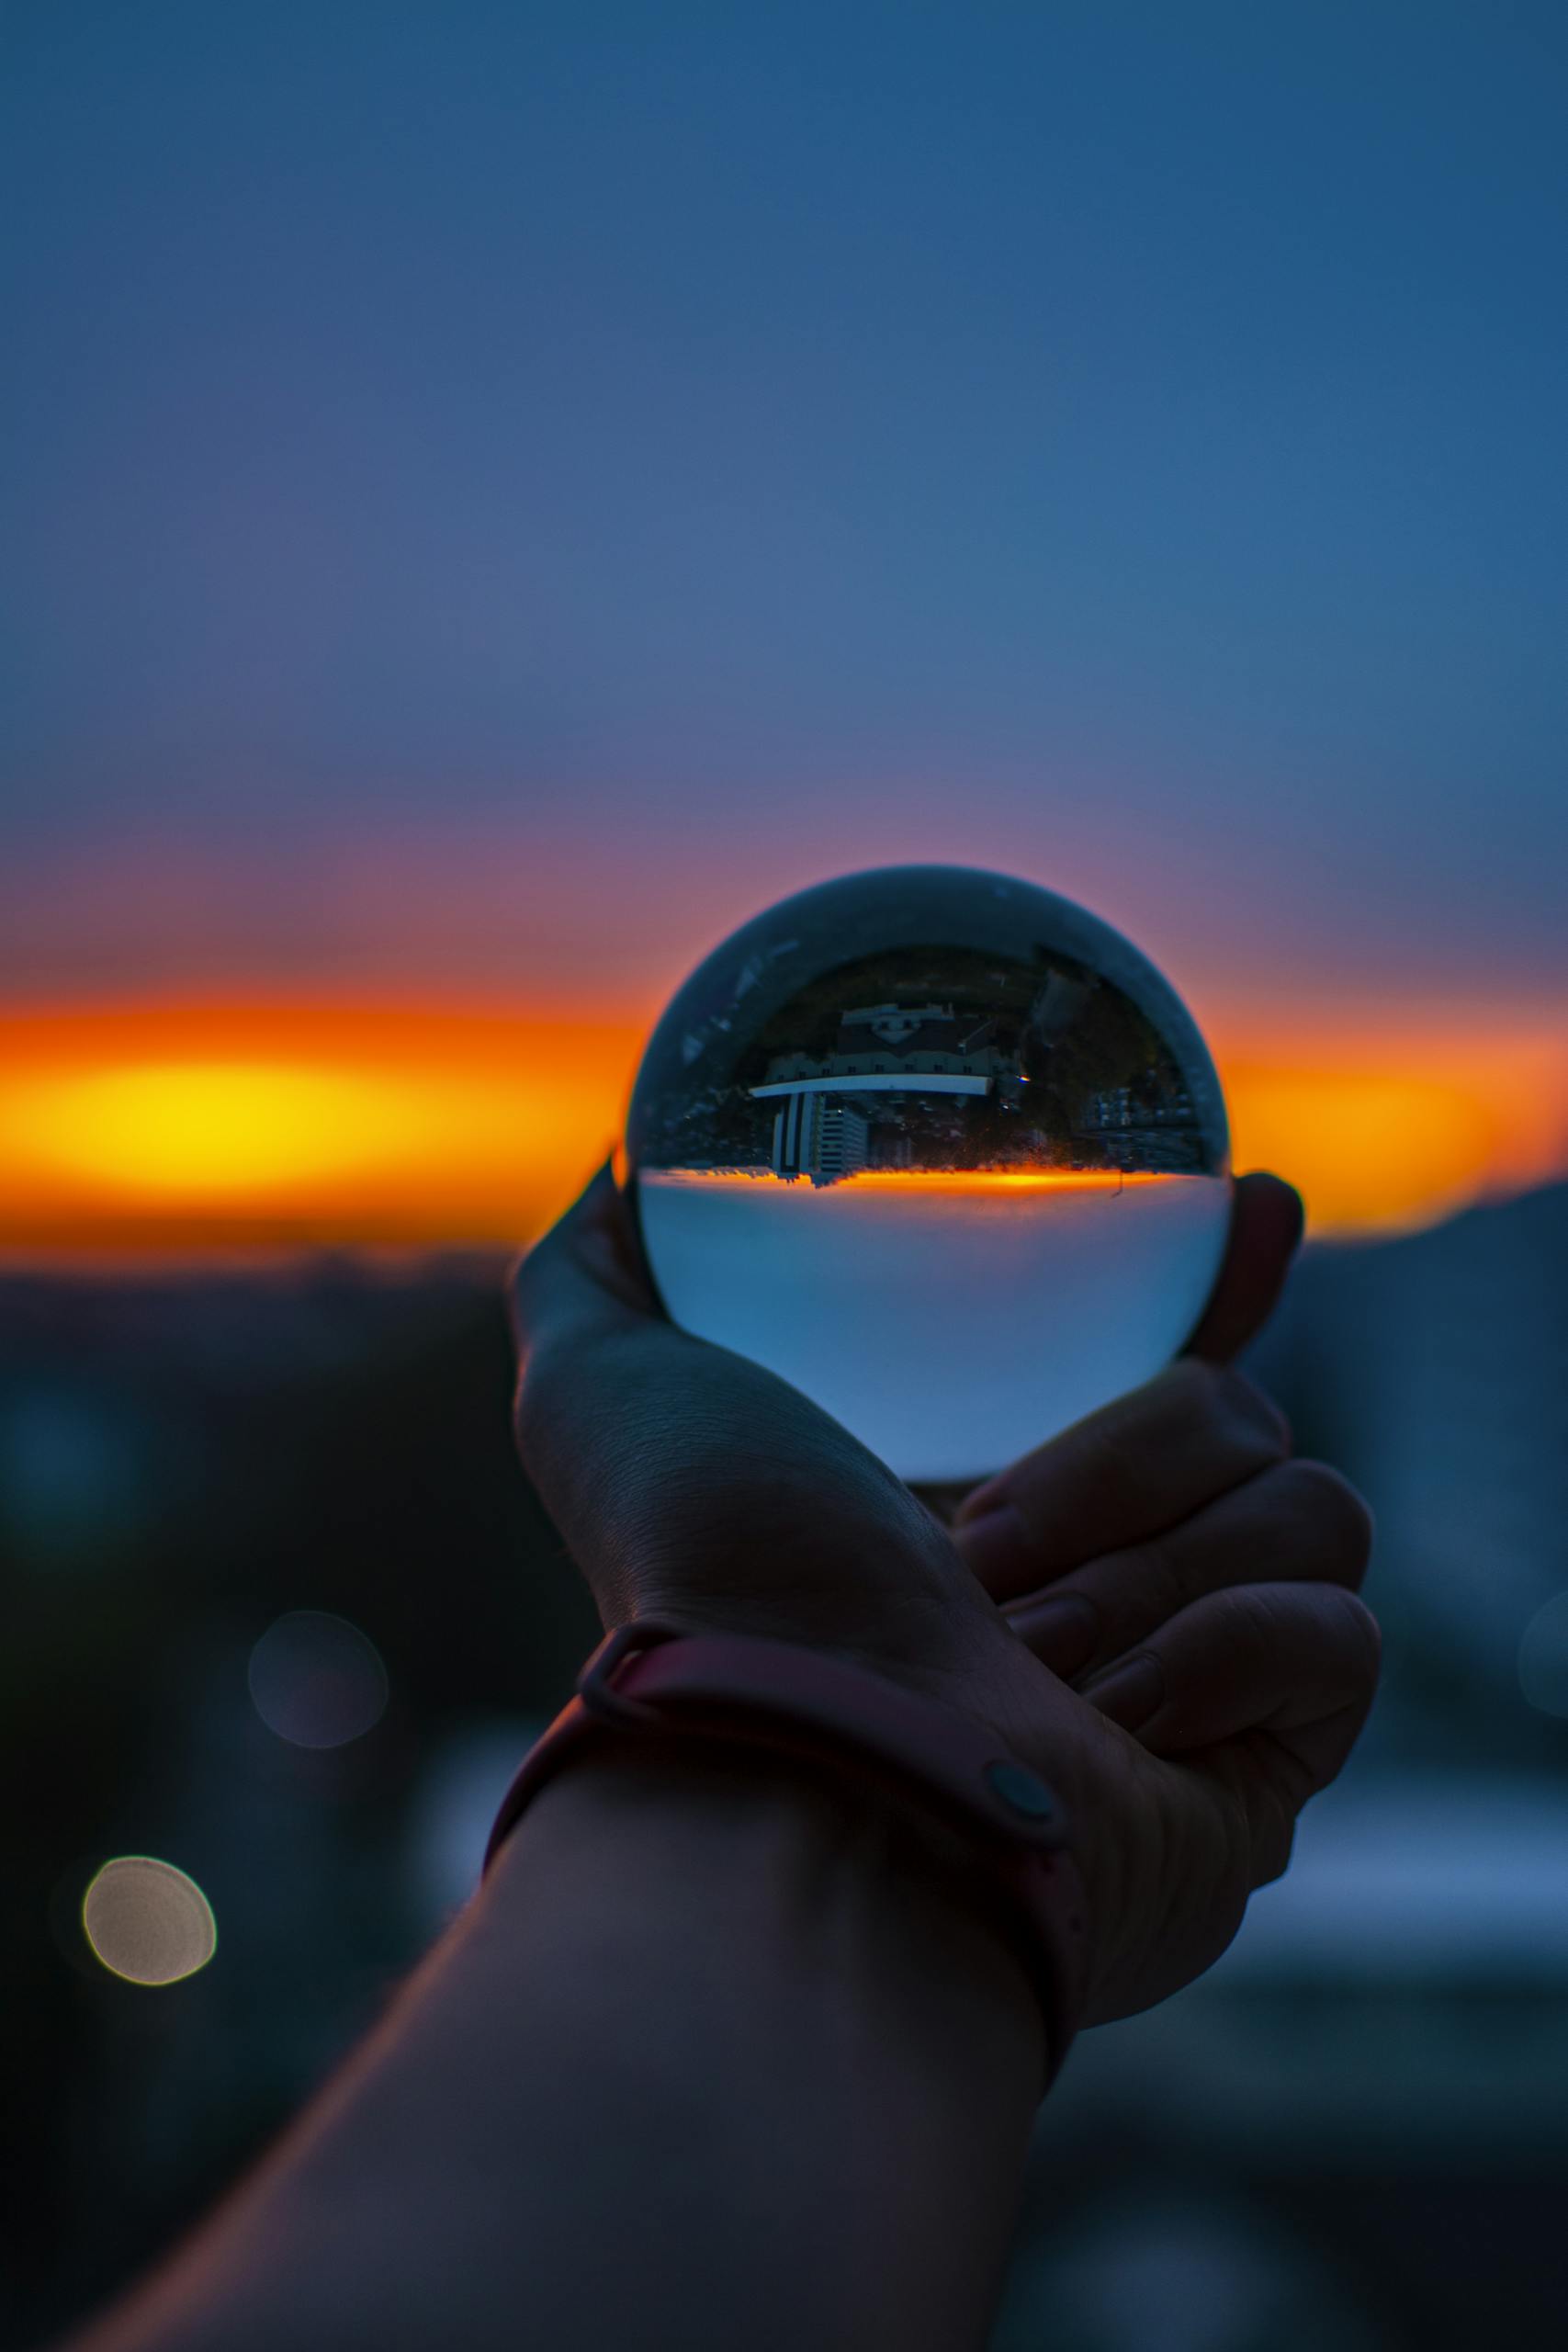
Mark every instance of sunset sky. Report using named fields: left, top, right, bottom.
left=4, top=4, right=1565, bottom=1257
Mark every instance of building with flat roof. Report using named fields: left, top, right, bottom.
left=769, top=1092, right=872, bottom=1182
left=761, top=1001, right=1019, bottom=1093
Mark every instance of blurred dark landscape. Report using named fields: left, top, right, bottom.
left=4, top=1189, right=1567, bottom=2352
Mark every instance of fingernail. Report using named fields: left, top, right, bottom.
left=1010, top=1592, right=1099, bottom=1680
left=953, top=1503, right=1032, bottom=1594
left=1081, top=1652, right=1165, bottom=1734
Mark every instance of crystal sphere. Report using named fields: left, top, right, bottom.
left=624, top=865, right=1230, bottom=1486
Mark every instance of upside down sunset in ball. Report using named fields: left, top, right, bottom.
left=624, top=865, right=1231, bottom=1486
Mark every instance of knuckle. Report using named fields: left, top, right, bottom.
left=1214, top=1364, right=1293, bottom=1457
left=1174, top=1359, right=1291, bottom=1462
left=1164, top=1356, right=1233, bottom=1425
left=1275, top=1460, right=1375, bottom=1576
left=1215, top=1581, right=1282, bottom=1674
left=1116, top=1534, right=1191, bottom=1634
left=1044, top=1414, right=1149, bottom=1527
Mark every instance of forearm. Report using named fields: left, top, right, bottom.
left=65, top=1747, right=1045, bottom=2352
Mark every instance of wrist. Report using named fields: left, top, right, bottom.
left=468, top=1736, right=1047, bottom=2352
left=491, top=1737, right=1048, bottom=2075
left=486, top=1619, right=1089, bottom=2086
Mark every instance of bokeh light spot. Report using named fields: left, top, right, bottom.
left=1517, top=1593, right=1568, bottom=1719
left=247, top=1609, right=389, bottom=1749
left=82, top=1857, right=216, bottom=1984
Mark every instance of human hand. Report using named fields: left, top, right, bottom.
left=509, top=1166, right=1378, bottom=2026
left=909, top=1168, right=1306, bottom=1531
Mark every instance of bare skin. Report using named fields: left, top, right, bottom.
left=512, top=1166, right=1375, bottom=2021
left=61, top=1167, right=1377, bottom=2352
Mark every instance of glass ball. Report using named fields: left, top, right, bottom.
left=624, top=865, right=1230, bottom=1486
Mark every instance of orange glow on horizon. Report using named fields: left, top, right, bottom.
left=1, top=996, right=1564, bottom=1260
left=648, top=1167, right=1189, bottom=1193
left=0, top=1003, right=644, bottom=1257
left=1214, top=1020, right=1568, bottom=1236
left=14, top=1061, right=440, bottom=1198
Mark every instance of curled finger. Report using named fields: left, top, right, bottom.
left=953, top=1359, right=1291, bottom=1604
left=1005, top=1457, right=1374, bottom=1682
left=1082, top=1579, right=1382, bottom=1795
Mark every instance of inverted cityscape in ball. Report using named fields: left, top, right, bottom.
left=624, top=865, right=1231, bottom=1486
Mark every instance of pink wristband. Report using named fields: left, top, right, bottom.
left=484, top=1619, right=1091, bottom=2090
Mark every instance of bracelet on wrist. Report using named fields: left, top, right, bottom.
left=483, top=1619, right=1090, bottom=2093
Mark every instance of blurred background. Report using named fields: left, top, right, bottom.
left=3, top=5, right=1566, bottom=2347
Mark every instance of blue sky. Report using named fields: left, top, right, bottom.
left=3, top=1, right=1564, bottom=1012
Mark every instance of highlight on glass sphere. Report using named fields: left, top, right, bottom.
left=624, top=865, right=1231, bottom=1486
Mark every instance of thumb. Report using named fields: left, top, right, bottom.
left=510, top=1161, right=662, bottom=1353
